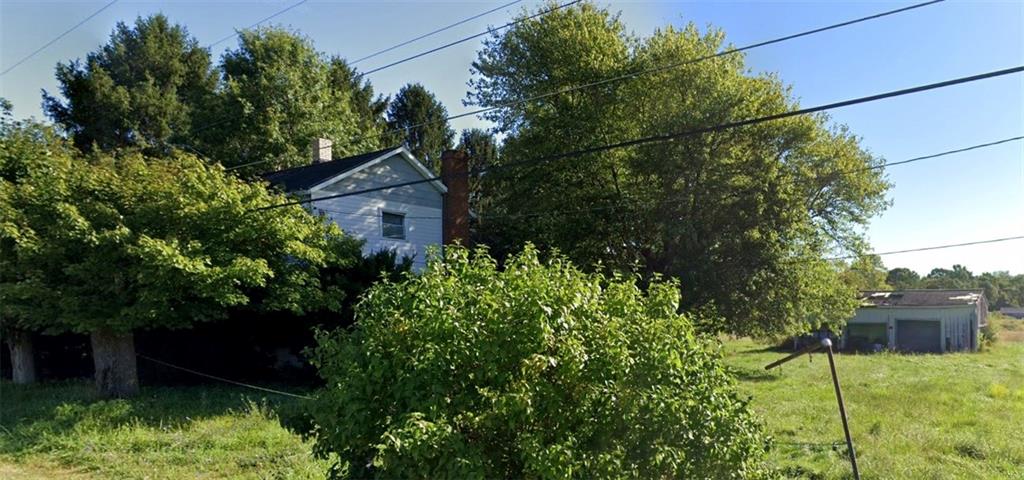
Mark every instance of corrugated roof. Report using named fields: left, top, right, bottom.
left=858, top=289, right=985, bottom=307
left=262, top=147, right=400, bottom=192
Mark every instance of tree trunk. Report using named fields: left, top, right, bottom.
left=6, top=329, right=37, bottom=384
left=90, top=328, right=139, bottom=397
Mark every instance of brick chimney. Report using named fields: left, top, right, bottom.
left=441, top=149, right=470, bottom=245
left=311, top=138, right=332, bottom=164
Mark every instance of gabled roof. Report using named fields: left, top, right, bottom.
left=262, top=147, right=399, bottom=192
left=858, top=289, right=986, bottom=307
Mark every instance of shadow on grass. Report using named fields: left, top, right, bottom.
left=727, top=365, right=782, bottom=383
left=0, top=380, right=312, bottom=458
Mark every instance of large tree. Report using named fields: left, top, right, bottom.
left=842, top=255, right=891, bottom=292
left=468, top=2, right=890, bottom=336
left=457, top=128, right=498, bottom=213
left=921, top=264, right=975, bottom=289
left=43, top=15, right=217, bottom=155
left=886, top=267, right=921, bottom=291
left=0, top=148, right=362, bottom=396
left=0, top=99, right=78, bottom=384
left=328, top=58, right=390, bottom=141
left=202, top=28, right=375, bottom=174
left=386, top=83, right=455, bottom=172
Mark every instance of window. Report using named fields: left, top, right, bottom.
left=381, top=212, right=405, bottom=239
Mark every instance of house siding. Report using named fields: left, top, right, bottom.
left=319, top=154, right=442, bottom=208
left=312, top=155, right=443, bottom=270
left=842, top=305, right=980, bottom=352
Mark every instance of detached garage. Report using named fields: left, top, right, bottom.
left=841, top=289, right=988, bottom=353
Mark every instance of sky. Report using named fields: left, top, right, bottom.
left=1, top=0, right=1022, bottom=275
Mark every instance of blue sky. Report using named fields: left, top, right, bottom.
left=2, top=1, right=1021, bottom=274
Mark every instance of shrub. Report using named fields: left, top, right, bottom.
left=308, top=246, right=772, bottom=479
left=980, top=321, right=999, bottom=351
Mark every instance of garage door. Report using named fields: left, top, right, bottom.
left=896, top=320, right=941, bottom=353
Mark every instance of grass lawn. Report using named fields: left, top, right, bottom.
left=3, top=318, right=1022, bottom=479
left=724, top=316, right=1024, bottom=479
left=0, top=382, right=325, bottom=479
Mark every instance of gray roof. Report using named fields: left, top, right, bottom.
left=262, top=147, right=399, bottom=192
left=858, top=289, right=985, bottom=307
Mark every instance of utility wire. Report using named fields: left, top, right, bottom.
left=350, top=0, right=524, bottom=65
left=0, top=0, right=119, bottom=76
left=137, top=354, right=313, bottom=400
left=851, top=135, right=1024, bottom=172
left=333, top=0, right=948, bottom=154
left=827, top=235, right=1024, bottom=260
left=207, top=0, right=309, bottom=48
left=192, top=0, right=945, bottom=171
left=499, top=135, right=1024, bottom=221
left=251, top=66, right=1024, bottom=212
left=360, top=0, right=584, bottom=75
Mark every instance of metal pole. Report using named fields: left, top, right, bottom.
left=823, top=339, right=860, bottom=480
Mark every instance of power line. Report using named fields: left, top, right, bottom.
left=828, top=235, right=1024, bottom=260
left=350, top=0, right=524, bottom=65
left=137, top=353, right=313, bottom=400
left=207, top=0, right=310, bottom=48
left=0, top=0, right=119, bottom=76
left=192, top=0, right=946, bottom=172
left=360, top=0, right=584, bottom=75
left=474, top=135, right=1024, bottom=221
left=252, top=66, right=1024, bottom=211
left=852, top=135, right=1024, bottom=172
left=333, top=0, right=947, bottom=154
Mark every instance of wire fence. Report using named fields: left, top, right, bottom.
left=136, top=353, right=313, bottom=400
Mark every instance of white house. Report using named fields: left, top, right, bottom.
left=263, top=140, right=469, bottom=270
left=841, top=289, right=989, bottom=353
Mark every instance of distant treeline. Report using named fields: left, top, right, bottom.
left=886, top=265, right=1024, bottom=309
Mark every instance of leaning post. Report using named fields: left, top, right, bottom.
left=765, top=338, right=861, bottom=480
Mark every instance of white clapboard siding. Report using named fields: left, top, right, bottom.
left=312, top=154, right=444, bottom=270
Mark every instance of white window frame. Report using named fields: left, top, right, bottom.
left=380, top=210, right=406, bottom=240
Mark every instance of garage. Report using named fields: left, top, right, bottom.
left=896, top=319, right=941, bottom=353
left=843, top=289, right=987, bottom=353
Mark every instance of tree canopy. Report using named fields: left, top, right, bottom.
left=386, top=83, right=455, bottom=172
left=42, top=16, right=384, bottom=176
left=43, top=14, right=218, bottom=155
left=468, top=2, right=890, bottom=336
left=885, top=264, right=1024, bottom=309
left=202, top=27, right=377, bottom=173
left=0, top=130, right=363, bottom=394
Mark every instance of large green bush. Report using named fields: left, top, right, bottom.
left=309, top=246, right=772, bottom=479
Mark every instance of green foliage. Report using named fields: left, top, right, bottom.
left=386, top=83, right=455, bottom=172
left=308, top=246, right=772, bottom=479
left=0, top=104, right=80, bottom=333
left=920, top=264, right=975, bottom=290
left=885, top=264, right=1024, bottom=309
left=457, top=128, right=498, bottom=212
left=328, top=58, right=390, bottom=139
left=40, top=15, right=384, bottom=174
left=204, top=27, right=375, bottom=174
left=0, top=147, right=362, bottom=334
left=885, top=267, right=921, bottom=291
left=468, top=2, right=889, bottom=337
left=841, top=255, right=891, bottom=292
left=42, top=15, right=218, bottom=155
left=980, top=321, right=999, bottom=351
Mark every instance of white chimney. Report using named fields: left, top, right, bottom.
left=311, top=138, right=332, bottom=164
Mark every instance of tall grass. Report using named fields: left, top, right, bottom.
left=724, top=328, right=1024, bottom=479
left=0, top=382, right=324, bottom=479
